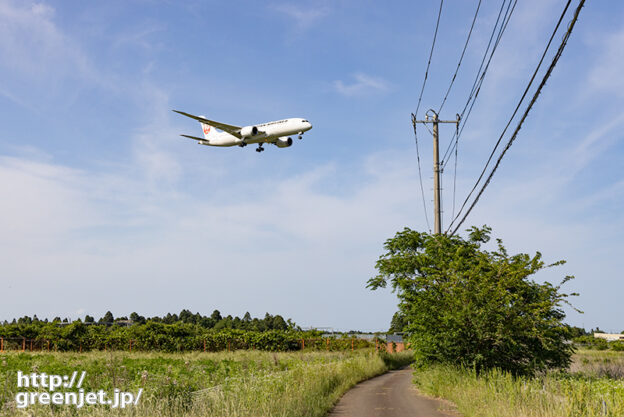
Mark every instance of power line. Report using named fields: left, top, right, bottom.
left=448, top=0, right=585, bottom=236
left=448, top=0, right=573, bottom=233
left=437, top=0, right=482, bottom=114
left=451, top=124, right=459, bottom=220
left=439, top=0, right=516, bottom=228
left=412, top=116, right=432, bottom=232
left=462, top=0, right=515, bottom=117
left=412, top=0, right=444, bottom=233
left=414, top=111, right=460, bottom=234
left=414, top=0, right=444, bottom=119
left=441, top=0, right=517, bottom=169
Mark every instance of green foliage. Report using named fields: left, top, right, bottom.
left=378, top=351, right=414, bottom=369
left=574, top=335, right=611, bottom=350
left=368, top=226, right=577, bottom=376
left=100, top=311, right=114, bottom=323
left=388, top=311, right=407, bottom=333
left=0, top=322, right=375, bottom=353
left=567, top=325, right=588, bottom=338
left=610, top=342, right=624, bottom=352
left=413, top=357, right=624, bottom=417
left=0, top=350, right=402, bottom=417
left=0, top=310, right=379, bottom=354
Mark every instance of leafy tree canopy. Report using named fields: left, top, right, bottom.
left=389, top=311, right=407, bottom=333
left=211, top=310, right=222, bottom=322
left=368, top=225, right=578, bottom=376
left=100, top=311, right=114, bottom=324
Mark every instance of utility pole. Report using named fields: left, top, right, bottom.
left=412, top=110, right=459, bottom=234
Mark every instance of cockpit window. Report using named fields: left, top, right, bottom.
left=302, top=120, right=308, bottom=123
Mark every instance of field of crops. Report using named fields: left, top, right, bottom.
left=0, top=349, right=413, bottom=416
left=413, top=349, right=624, bottom=417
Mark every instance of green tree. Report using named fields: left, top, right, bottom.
left=211, top=310, right=222, bottom=322
left=367, top=226, right=577, bottom=376
left=199, top=316, right=215, bottom=328
left=567, top=325, right=586, bottom=338
left=179, top=309, right=194, bottom=323
left=251, top=318, right=266, bottom=332
left=100, top=311, right=114, bottom=324
left=129, top=312, right=145, bottom=325
left=272, top=315, right=288, bottom=331
left=389, top=311, right=407, bottom=333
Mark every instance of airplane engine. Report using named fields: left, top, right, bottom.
left=240, top=125, right=259, bottom=138
left=275, top=137, right=293, bottom=148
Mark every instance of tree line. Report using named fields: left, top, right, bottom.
left=0, top=310, right=378, bottom=352
left=2, top=309, right=297, bottom=332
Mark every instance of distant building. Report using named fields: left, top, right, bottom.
left=594, top=333, right=624, bottom=342
left=386, top=333, right=404, bottom=343
left=320, top=333, right=402, bottom=342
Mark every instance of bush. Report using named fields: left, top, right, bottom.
left=610, top=341, right=624, bottom=351
left=368, top=226, right=577, bottom=376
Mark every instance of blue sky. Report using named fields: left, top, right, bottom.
left=0, top=0, right=622, bottom=332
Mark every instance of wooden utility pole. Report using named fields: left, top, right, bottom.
left=412, top=111, right=459, bottom=234
left=432, top=114, right=441, bottom=234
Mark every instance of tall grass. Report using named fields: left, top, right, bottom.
left=569, top=349, right=624, bottom=379
left=0, top=349, right=413, bottom=416
left=413, top=350, right=624, bottom=417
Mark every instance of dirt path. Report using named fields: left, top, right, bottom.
left=327, top=367, right=458, bottom=417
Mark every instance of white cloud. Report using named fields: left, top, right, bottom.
left=588, top=26, right=624, bottom=98
left=0, top=156, right=93, bottom=242
left=568, top=111, right=624, bottom=176
left=0, top=148, right=420, bottom=328
left=112, top=23, right=166, bottom=52
left=0, top=1, right=92, bottom=80
left=131, top=84, right=183, bottom=188
left=1, top=130, right=623, bottom=331
left=0, top=0, right=118, bottom=112
left=333, top=73, right=391, bottom=97
left=272, top=3, right=329, bottom=30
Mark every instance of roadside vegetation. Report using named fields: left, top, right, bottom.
left=574, top=335, right=624, bottom=352
left=369, top=225, right=624, bottom=416
left=413, top=349, right=624, bottom=417
left=368, top=226, right=577, bottom=376
left=0, top=349, right=413, bottom=416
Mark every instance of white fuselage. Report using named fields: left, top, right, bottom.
left=208, top=118, right=312, bottom=146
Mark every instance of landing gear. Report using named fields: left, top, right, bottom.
left=239, top=142, right=247, bottom=148
left=256, top=145, right=264, bottom=153
left=298, top=135, right=303, bottom=140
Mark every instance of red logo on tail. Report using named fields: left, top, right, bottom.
left=203, top=125, right=211, bottom=135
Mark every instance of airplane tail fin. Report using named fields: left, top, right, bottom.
left=199, top=116, right=219, bottom=140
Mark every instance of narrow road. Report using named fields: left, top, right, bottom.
left=327, top=368, right=458, bottom=417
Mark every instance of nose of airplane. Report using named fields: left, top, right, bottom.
left=306, top=121, right=313, bottom=130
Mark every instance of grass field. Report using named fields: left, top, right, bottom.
left=413, top=349, right=624, bottom=417
left=0, top=349, right=413, bottom=416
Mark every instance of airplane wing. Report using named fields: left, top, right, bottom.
left=180, top=134, right=206, bottom=141
left=173, top=110, right=242, bottom=139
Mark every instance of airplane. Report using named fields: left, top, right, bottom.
left=173, top=110, right=312, bottom=152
